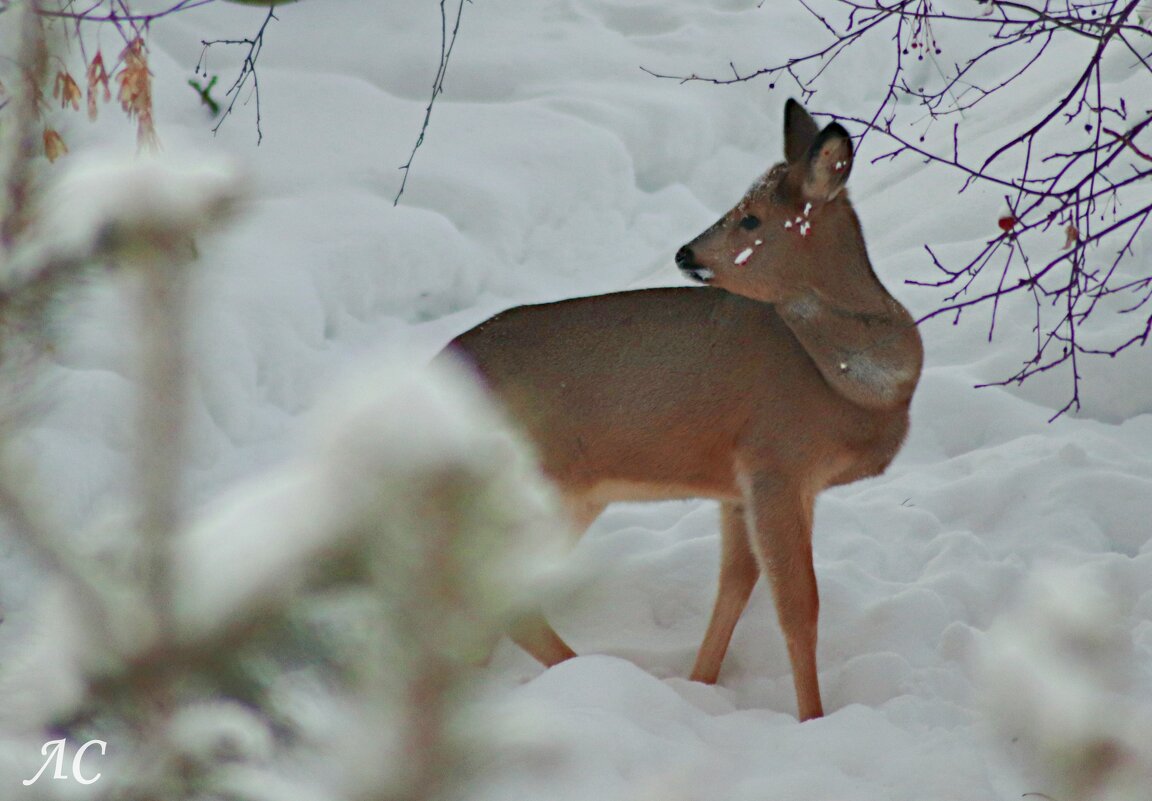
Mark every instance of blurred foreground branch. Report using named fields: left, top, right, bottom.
left=982, top=567, right=1152, bottom=801
left=0, top=149, right=567, bottom=797
left=0, top=25, right=568, bottom=796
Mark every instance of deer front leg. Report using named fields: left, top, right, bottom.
left=744, top=475, right=824, bottom=721
left=691, top=501, right=760, bottom=684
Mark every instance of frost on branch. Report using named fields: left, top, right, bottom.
left=980, top=567, right=1152, bottom=801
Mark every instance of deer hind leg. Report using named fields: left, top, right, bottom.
left=691, top=501, right=760, bottom=684
left=744, top=476, right=824, bottom=721
left=507, top=613, right=577, bottom=666
left=507, top=494, right=605, bottom=667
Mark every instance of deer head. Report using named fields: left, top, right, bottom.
left=675, top=99, right=866, bottom=307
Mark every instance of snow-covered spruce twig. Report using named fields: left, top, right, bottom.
left=1, top=23, right=569, bottom=791
left=74, top=361, right=569, bottom=801
left=0, top=161, right=570, bottom=795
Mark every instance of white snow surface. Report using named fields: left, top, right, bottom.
left=3, top=1, right=1152, bottom=800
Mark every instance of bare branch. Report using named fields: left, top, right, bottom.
left=645, top=0, right=1152, bottom=417
left=196, top=4, right=278, bottom=144
left=38, top=0, right=216, bottom=23
left=394, top=0, right=469, bottom=206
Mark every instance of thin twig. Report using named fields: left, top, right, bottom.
left=197, top=4, right=277, bottom=144
left=394, top=0, right=469, bottom=205
left=644, top=0, right=1152, bottom=418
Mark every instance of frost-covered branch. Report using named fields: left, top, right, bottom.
left=0, top=147, right=569, bottom=800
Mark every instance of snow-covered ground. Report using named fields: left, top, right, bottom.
left=3, top=1, right=1151, bottom=799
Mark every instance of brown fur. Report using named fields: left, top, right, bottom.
left=444, top=100, right=923, bottom=721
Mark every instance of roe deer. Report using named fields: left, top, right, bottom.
left=445, top=100, right=923, bottom=721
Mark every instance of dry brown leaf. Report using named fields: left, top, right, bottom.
left=53, top=70, right=81, bottom=111
left=43, top=128, right=68, bottom=162
left=116, top=38, right=159, bottom=150
left=87, top=51, right=111, bottom=120
left=1063, top=224, right=1080, bottom=250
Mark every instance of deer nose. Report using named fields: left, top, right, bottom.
left=675, top=245, right=713, bottom=284
left=675, top=245, right=695, bottom=268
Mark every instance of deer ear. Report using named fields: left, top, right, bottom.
left=784, top=99, right=820, bottom=165
left=802, top=123, right=853, bottom=201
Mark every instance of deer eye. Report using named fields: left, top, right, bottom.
left=739, top=215, right=761, bottom=230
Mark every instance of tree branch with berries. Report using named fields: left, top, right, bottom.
left=644, top=0, right=1152, bottom=418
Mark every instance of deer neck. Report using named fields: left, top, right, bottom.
left=777, top=276, right=923, bottom=411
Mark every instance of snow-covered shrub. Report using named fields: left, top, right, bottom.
left=981, top=567, right=1152, bottom=801
left=0, top=99, right=569, bottom=799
